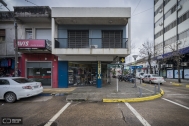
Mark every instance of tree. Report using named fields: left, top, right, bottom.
left=139, top=40, right=154, bottom=74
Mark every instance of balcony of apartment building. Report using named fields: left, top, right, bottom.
left=51, top=7, right=131, bottom=60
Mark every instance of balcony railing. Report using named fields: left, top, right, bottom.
left=54, top=38, right=128, bottom=48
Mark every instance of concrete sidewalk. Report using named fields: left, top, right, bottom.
left=42, top=78, right=164, bottom=102
left=164, top=78, right=189, bottom=87
left=65, top=78, right=163, bottom=102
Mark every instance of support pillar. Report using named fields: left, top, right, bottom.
left=97, top=61, right=102, bottom=88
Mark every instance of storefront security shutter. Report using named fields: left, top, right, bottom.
left=102, top=30, right=123, bottom=48
left=68, top=30, right=89, bottom=48
left=36, top=28, right=51, bottom=41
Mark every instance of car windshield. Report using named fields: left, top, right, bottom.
left=140, top=73, right=144, bottom=75
left=152, top=75, right=160, bottom=77
left=13, top=78, right=34, bottom=83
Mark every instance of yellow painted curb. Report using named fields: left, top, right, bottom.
left=186, top=85, right=189, bottom=88
left=103, top=89, right=164, bottom=103
left=172, top=83, right=182, bottom=86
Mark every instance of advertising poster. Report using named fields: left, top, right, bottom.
left=174, top=70, right=182, bottom=78
left=167, top=70, right=173, bottom=78
left=184, top=69, right=189, bottom=79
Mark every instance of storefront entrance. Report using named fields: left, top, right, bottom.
left=27, top=62, right=52, bottom=86
left=68, top=62, right=98, bottom=86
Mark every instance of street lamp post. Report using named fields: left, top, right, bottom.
left=132, top=55, right=138, bottom=88
left=0, top=0, right=18, bottom=77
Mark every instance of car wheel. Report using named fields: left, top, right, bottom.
left=5, top=92, right=16, bottom=103
left=142, top=79, right=144, bottom=83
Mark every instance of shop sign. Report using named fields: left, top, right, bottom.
left=14, top=39, right=45, bottom=48
left=98, top=61, right=101, bottom=79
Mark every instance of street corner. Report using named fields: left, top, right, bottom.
left=102, top=88, right=164, bottom=103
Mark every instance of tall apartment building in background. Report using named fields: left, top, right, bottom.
left=154, top=0, right=189, bottom=79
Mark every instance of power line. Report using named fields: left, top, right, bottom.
left=132, top=3, right=163, bottom=17
left=132, top=0, right=141, bottom=16
left=25, top=0, right=38, bottom=6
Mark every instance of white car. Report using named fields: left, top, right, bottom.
left=0, top=77, right=43, bottom=103
left=142, top=74, right=165, bottom=84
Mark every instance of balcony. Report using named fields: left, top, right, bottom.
left=54, top=38, right=128, bottom=48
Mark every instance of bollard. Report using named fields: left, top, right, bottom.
left=140, top=78, right=141, bottom=84
left=154, top=85, right=157, bottom=94
left=117, top=78, right=118, bottom=92
left=139, top=87, right=142, bottom=97
left=158, top=82, right=160, bottom=93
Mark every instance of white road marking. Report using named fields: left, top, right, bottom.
left=162, top=98, right=189, bottom=110
left=44, top=102, right=71, bottom=126
left=125, top=103, right=151, bottom=126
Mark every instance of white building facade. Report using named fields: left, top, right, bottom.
left=51, top=7, right=131, bottom=87
left=154, top=0, right=189, bottom=79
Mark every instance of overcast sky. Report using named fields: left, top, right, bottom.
left=0, top=0, right=154, bottom=63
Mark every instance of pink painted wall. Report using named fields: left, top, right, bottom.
left=20, top=53, right=58, bottom=88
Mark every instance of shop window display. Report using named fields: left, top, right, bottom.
left=68, top=62, right=97, bottom=86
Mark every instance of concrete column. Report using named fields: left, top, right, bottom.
left=128, top=17, right=131, bottom=54
left=97, top=61, right=102, bottom=88
left=52, top=18, right=55, bottom=53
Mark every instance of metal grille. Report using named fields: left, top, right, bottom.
left=68, top=30, right=89, bottom=48
left=102, top=30, right=123, bottom=48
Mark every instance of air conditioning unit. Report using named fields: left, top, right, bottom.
left=181, top=62, right=188, bottom=66
left=159, top=9, right=162, bottom=13
left=177, top=5, right=182, bottom=11
left=159, top=22, right=163, bottom=26
left=90, top=45, right=98, bottom=48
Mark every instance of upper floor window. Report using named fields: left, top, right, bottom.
left=67, top=30, right=89, bottom=48
left=164, top=0, right=170, bottom=6
left=0, top=29, right=5, bottom=42
left=164, top=4, right=177, bottom=20
left=154, top=0, right=159, bottom=5
left=155, top=16, right=163, bottom=28
left=155, top=29, right=163, bottom=39
left=155, top=4, right=163, bottom=16
left=179, top=29, right=189, bottom=40
left=102, top=30, right=123, bottom=48
left=164, top=20, right=176, bottom=33
left=164, top=36, right=176, bottom=46
left=178, top=10, right=189, bottom=24
left=25, top=28, right=32, bottom=39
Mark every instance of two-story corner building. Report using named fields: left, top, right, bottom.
left=12, top=6, right=58, bottom=88
left=154, top=0, right=189, bottom=79
left=51, top=7, right=131, bottom=88
left=0, top=11, right=16, bottom=77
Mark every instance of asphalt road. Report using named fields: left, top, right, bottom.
left=0, top=81, right=189, bottom=126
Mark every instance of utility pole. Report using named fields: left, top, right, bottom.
left=0, top=0, right=18, bottom=77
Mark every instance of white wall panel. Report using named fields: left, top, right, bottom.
left=155, top=0, right=163, bottom=10
left=164, top=27, right=176, bottom=40
left=155, top=12, right=163, bottom=23
left=164, top=0, right=176, bottom=13
left=178, top=1, right=189, bottom=17
left=164, top=11, right=176, bottom=27
left=178, top=19, right=189, bottom=34
left=155, top=24, right=163, bottom=34
left=155, top=35, right=163, bottom=45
